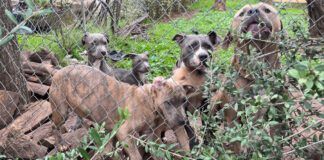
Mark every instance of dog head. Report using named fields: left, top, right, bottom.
left=223, top=3, right=282, bottom=49
left=82, top=32, right=109, bottom=59
left=173, top=31, right=221, bottom=72
left=124, top=51, right=150, bottom=73
left=151, top=77, right=195, bottom=128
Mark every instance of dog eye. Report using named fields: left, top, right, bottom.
left=189, top=41, right=199, bottom=49
left=181, top=98, right=186, bottom=104
left=239, top=12, right=244, bottom=17
left=103, top=41, right=107, bottom=45
left=264, top=8, right=271, bottom=13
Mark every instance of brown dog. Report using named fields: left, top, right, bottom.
left=214, top=2, right=283, bottom=124
left=49, top=65, right=194, bottom=160
left=211, top=2, right=283, bottom=153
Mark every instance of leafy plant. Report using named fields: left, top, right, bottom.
left=46, top=108, right=129, bottom=160
left=0, top=0, right=53, bottom=46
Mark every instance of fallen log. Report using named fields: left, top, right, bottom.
left=117, top=13, right=149, bottom=37
left=27, top=121, right=53, bottom=144
left=0, top=130, right=47, bottom=159
left=41, top=128, right=88, bottom=149
left=5, top=100, right=52, bottom=133
left=0, top=90, right=20, bottom=129
left=27, top=81, right=50, bottom=96
left=25, top=73, right=52, bottom=85
left=23, top=61, right=58, bottom=76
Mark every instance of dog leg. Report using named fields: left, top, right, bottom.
left=173, top=126, right=190, bottom=151
left=52, top=109, right=71, bottom=151
left=116, top=125, right=142, bottom=160
left=50, top=95, right=71, bottom=152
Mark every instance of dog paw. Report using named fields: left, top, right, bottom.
left=58, top=141, right=71, bottom=152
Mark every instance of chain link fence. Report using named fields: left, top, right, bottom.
left=0, top=0, right=323, bottom=159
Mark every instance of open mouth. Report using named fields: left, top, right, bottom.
left=242, top=20, right=272, bottom=39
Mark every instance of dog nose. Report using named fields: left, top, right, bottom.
left=199, top=54, right=208, bottom=61
left=101, top=51, right=107, bottom=55
left=248, top=8, right=259, bottom=15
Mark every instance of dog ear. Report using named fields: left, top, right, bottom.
left=172, top=34, right=186, bottom=46
left=123, top=53, right=138, bottom=59
left=152, top=77, right=166, bottom=95
left=81, top=32, right=89, bottom=46
left=103, top=33, right=109, bottom=43
left=208, top=31, right=222, bottom=46
left=222, top=31, right=234, bottom=50
left=142, top=51, right=149, bottom=56
left=182, top=85, right=196, bottom=95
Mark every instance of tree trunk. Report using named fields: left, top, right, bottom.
left=0, top=0, right=29, bottom=104
left=306, top=0, right=324, bottom=38
left=111, top=0, right=122, bottom=34
left=212, top=0, right=226, bottom=11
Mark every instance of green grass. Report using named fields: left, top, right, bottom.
left=18, top=0, right=308, bottom=80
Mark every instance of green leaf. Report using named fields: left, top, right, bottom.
left=305, top=80, right=314, bottom=90
left=298, top=78, right=307, bottom=85
left=319, top=113, right=324, bottom=119
left=19, top=26, right=33, bottom=33
left=294, top=62, right=308, bottom=71
left=5, top=9, right=18, bottom=24
left=314, top=64, right=324, bottom=72
left=0, top=27, right=2, bottom=37
left=89, top=128, right=102, bottom=147
left=54, top=152, right=64, bottom=160
left=319, top=72, right=324, bottom=81
left=25, top=0, right=36, bottom=10
left=36, top=8, right=54, bottom=16
left=315, top=81, right=324, bottom=90
left=0, top=34, right=14, bottom=46
left=24, top=8, right=33, bottom=18
left=78, top=147, right=90, bottom=160
left=303, top=101, right=312, bottom=110
left=288, top=69, right=299, bottom=79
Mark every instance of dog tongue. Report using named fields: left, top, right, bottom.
left=247, top=24, right=260, bottom=36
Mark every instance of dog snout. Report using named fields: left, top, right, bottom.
left=144, top=62, right=150, bottom=70
left=248, top=8, right=259, bottom=15
left=198, top=54, right=208, bottom=61
left=101, top=51, right=107, bottom=56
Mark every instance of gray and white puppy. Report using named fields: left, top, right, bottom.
left=82, top=32, right=150, bottom=86
left=173, top=31, right=221, bottom=73
left=82, top=32, right=112, bottom=74
left=112, top=51, right=150, bottom=86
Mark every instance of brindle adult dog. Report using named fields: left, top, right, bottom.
left=49, top=65, right=194, bottom=160
left=211, top=2, right=283, bottom=153
left=213, top=2, right=283, bottom=125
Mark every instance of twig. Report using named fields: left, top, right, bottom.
left=281, top=119, right=323, bottom=142
left=283, top=139, right=324, bottom=156
left=129, top=134, right=195, bottom=160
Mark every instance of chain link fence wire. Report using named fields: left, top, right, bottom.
left=0, top=0, right=323, bottom=159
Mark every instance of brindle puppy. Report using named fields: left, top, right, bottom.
left=49, top=65, right=194, bottom=160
